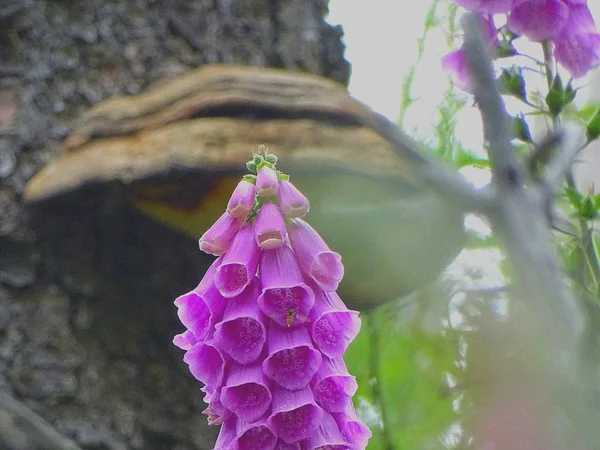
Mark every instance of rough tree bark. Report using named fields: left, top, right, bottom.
left=0, top=1, right=349, bottom=449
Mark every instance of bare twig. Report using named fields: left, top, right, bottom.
left=356, top=106, right=494, bottom=213
left=0, top=392, right=83, bottom=450
left=462, top=11, right=583, bottom=350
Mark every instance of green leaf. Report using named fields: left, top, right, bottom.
left=565, top=187, right=583, bottom=208
left=245, top=161, right=257, bottom=174
left=580, top=196, right=597, bottom=220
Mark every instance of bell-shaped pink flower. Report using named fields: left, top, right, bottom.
left=442, top=14, right=498, bottom=93
left=215, top=223, right=260, bottom=297
left=231, top=420, right=278, bottom=450
left=311, top=357, right=358, bottom=413
left=267, top=386, right=323, bottom=444
left=507, top=0, right=570, bottom=41
left=172, top=329, right=197, bottom=350
left=263, top=324, right=322, bottom=390
left=199, top=212, right=244, bottom=256
left=221, top=362, right=272, bottom=422
left=174, top=273, right=227, bottom=342
left=202, top=387, right=232, bottom=425
left=453, top=0, right=514, bottom=13
left=288, top=218, right=344, bottom=292
left=258, top=245, right=315, bottom=327
left=552, top=2, right=600, bottom=78
left=213, top=280, right=266, bottom=364
left=255, top=202, right=287, bottom=250
left=310, top=288, right=361, bottom=358
left=304, top=412, right=353, bottom=450
left=554, top=32, right=600, bottom=77
left=442, top=49, right=474, bottom=93
left=214, top=417, right=237, bottom=449
left=277, top=180, right=310, bottom=218
left=182, top=341, right=225, bottom=387
left=256, top=165, right=279, bottom=197
left=227, top=179, right=256, bottom=218
left=332, top=404, right=372, bottom=450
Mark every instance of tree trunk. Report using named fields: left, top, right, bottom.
left=0, top=1, right=349, bottom=449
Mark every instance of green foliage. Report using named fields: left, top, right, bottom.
left=345, top=293, right=460, bottom=450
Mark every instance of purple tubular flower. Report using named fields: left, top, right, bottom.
left=255, top=202, right=287, bottom=250
left=220, top=362, right=272, bottom=422
left=202, top=387, right=232, bottom=426
left=553, top=3, right=600, bottom=78
left=288, top=219, right=344, bottom=292
left=215, top=224, right=261, bottom=297
left=453, top=0, right=514, bottom=13
left=310, top=288, right=361, bottom=358
left=256, top=165, right=279, bottom=197
left=231, top=421, right=278, bottom=450
left=442, top=49, right=473, bottom=93
left=258, top=245, right=315, bottom=327
left=263, top=324, right=322, bottom=390
left=267, top=386, right=323, bottom=444
left=311, top=357, right=358, bottom=413
left=227, top=179, right=256, bottom=219
left=213, top=280, right=266, bottom=364
left=277, top=180, right=310, bottom=218
left=332, top=405, right=372, bottom=450
left=214, top=417, right=237, bottom=450
left=507, top=0, right=570, bottom=41
left=174, top=275, right=227, bottom=342
left=199, top=212, right=244, bottom=256
left=442, top=14, right=498, bottom=93
left=172, top=329, right=197, bottom=350
left=182, top=341, right=225, bottom=387
left=304, top=412, right=354, bottom=450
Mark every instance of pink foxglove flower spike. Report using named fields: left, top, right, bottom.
left=173, top=150, right=371, bottom=449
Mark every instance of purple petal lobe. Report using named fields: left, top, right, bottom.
left=202, top=387, right=232, bottom=425
left=288, top=219, right=344, bottom=292
left=214, top=417, right=237, bottom=449
left=215, top=224, right=260, bottom=297
left=199, top=212, right=243, bottom=256
left=507, top=0, right=569, bottom=42
left=227, top=180, right=256, bottom=219
left=268, top=386, right=323, bottom=444
left=554, top=32, right=600, bottom=78
left=310, top=289, right=361, bottom=358
left=274, top=441, right=301, bottom=450
left=174, top=280, right=227, bottom=342
left=214, top=280, right=266, bottom=364
left=312, top=358, right=358, bottom=413
left=255, top=202, right=287, bottom=249
left=173, top=330, right=197, bottom=350
left=258, top=245, right=315, bottom=327
left=221, top=362, right=272, bottom=422
left=442, top=48, right=473, bottom=93
left=183, top=341, right=225, bottom=387
left=453, top=0, right=513, bottom=14
left=332, top=404, right=372, bottom=450
left=304, top=412, right=354, bottom=450
left=231, top=421, right=277, bottom=450
left=277, top=180, right=310, bottom=218
left=263, top=324, right=322, bottom=390
left=256, top=165, right=279, bottom=197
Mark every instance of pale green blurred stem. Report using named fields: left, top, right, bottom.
left=542, top=40, right=600, bottom=290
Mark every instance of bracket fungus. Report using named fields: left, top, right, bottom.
left=24, top=65, right=465, bottom=309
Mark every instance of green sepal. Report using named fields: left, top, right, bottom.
left=580, top=196, right=597, bottom=220
left=246, top=161, right=258, bottom=174
left=586, top=108, right=600, bottom=142
left=266, top=154, right=278, bottom=164
left=253, top=154, right=264, bottom=165
left=277, top=172, right=290, bottom=181
left=243, top=174, right=257, bottom=183
left=510, top=114, right=532, bottom=142
left=565, top=187, right=583, bottom=209
left=498, top=66, right=526, bottom=101
left=545, top=74, right=577, bottom=117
